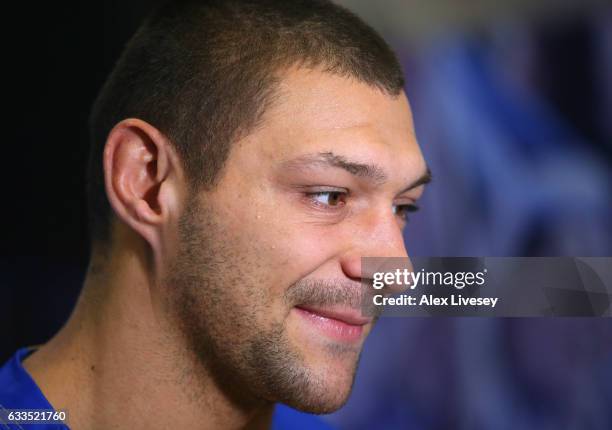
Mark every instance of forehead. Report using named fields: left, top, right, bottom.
left=232, top=66, right=425, bottom=175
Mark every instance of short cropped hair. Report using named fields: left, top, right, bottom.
left=87, top=0, right=405, bottom=246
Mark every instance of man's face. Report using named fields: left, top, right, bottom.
left=164, top=67, right=427, bottom=413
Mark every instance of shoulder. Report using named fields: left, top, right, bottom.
left=0, top=348, right=38, bottom=407
left=0, top=348, right=69, bottom=430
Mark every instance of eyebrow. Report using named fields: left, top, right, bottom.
left=399, top=167, right=432, bottom=193
left=281, top=151, right=432, bottom=192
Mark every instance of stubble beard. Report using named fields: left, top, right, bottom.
left=162, top=196, right=360, bottom=414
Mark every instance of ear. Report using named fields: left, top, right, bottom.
left=103, top=118, right=185, bottom=256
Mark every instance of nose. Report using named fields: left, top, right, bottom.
left=339, top=209, right=412, bottom=294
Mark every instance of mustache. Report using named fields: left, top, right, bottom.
left=284, top=278, right=382, bottom=314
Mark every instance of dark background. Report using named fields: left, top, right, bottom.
left=2, top=1, right=152, bottom=261
left=2, top=1, right=157, bottom=360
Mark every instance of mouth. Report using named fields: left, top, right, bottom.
left=293, top=305, right=372, bottom=342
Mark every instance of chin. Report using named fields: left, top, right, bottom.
left=280, top=369, right=356, bottom=414
left=276, top=321, right=363, bottom=414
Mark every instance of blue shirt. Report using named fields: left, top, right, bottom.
left=0, top=348, right=333, bottom=430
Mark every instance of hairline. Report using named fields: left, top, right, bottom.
left=183, top=62, right=405, bottom=190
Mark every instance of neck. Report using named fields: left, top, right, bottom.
left=23, top=238, right=274, bottom=430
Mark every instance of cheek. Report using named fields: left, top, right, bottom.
left=211, top=184, right=347, bottom=291
left=252, top=222, right=345, bottom=286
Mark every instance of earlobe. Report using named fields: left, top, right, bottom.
left=103, top=118, right=180, bottom=252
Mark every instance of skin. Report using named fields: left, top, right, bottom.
left=23, top=66, right=428, bottom=430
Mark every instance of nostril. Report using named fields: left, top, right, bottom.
left=339, top=254, right=362, bottom=281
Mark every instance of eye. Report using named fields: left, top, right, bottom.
left=307, top=191, right=347, bottom=208
left=392, top=203, right=419, bottom=222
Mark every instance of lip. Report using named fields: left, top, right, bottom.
left=296, top=305, right=371, bottom=326
left=293, top=305, right=371, bottom=342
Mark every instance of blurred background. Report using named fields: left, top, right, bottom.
left=2, top=1, right=612, bottom=429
